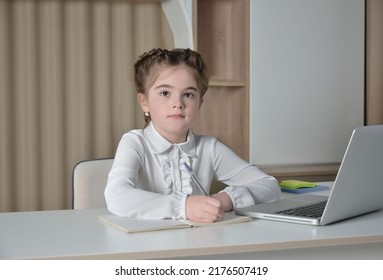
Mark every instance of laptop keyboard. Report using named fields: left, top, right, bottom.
left=276, top=200, right=327, bottom=218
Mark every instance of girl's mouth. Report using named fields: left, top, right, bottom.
left=168, top=114, right=185, bottom=119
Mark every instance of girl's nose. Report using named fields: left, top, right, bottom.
left=173, top=104, right=184, bottom=109
left=172, top=97, right=184, bottom=109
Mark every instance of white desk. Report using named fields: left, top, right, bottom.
left=1, top=185, right=383, bottom=260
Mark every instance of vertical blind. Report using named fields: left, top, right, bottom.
left=0, top=0, right=173, bottom=212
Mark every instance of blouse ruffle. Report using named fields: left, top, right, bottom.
left=159, top=148, right=194, bottom=196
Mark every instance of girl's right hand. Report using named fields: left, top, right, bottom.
left=185, top=195, right=224, bottom=223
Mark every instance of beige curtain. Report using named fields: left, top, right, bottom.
left=0, top=0, right=173, bottom=212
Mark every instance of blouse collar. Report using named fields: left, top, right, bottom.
left=144, top=122, right=196, bottom=157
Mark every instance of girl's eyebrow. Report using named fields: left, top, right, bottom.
left=154, top=84, right=172, bottom=90
left=155, top=84, right=198, bottom=91
left=185, top=86, right=198, bottom=92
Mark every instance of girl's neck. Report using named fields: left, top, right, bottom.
left=163, top=133, right=188, bottom=144
left=150, top=122, right=189, bottom=144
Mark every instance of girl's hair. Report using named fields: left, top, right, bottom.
left=134, top=48, right=209, bottom=125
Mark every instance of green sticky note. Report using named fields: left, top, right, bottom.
left=279, top=180, right=317, bottom=190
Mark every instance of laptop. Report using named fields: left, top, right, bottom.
left=235, top=125, right=383, bottom=226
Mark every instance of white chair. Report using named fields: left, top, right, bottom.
left=72, top=158, right=113, bottom=209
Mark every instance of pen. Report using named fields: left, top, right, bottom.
left=183, top=162, right=208, bottom=196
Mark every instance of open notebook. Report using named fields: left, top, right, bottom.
left=98, top=212, right=251, bottom=233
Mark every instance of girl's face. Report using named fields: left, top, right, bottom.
left=138, top=65, right=203, bottom=144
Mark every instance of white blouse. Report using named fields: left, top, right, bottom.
left=104, top=122, right=280, bottom=219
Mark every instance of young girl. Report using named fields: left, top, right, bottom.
left=105, top=48, right=280, bottom=223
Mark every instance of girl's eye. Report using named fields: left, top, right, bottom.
left=184, top=92, right=195, bottom=98
left=160, top=91, right=170, bottom=97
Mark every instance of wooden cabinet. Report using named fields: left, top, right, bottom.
left=191, top=0, right=382, bottom=184
left=191, top=0, right=337, bottom=184
left=192, top=0, right=249, bottom=161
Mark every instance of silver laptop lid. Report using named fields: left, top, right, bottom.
left=235, top=125, right=383, bottom=226
left=320, top=125, right=383, bottom=225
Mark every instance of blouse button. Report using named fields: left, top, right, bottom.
left=175, top=181, right=181, bottom=187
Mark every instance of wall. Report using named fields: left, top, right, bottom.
left=250, top=0, right=365, bottom=167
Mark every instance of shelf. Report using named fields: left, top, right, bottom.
left=260, top=163, right=340, bottom=182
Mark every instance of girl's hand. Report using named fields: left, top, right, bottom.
left=211, top=192, right=233, bottom=212
left=185, top=195, right=224, bottom=223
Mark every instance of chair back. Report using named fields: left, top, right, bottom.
left=72, top=158, right=113, bottom=209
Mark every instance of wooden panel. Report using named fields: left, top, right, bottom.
left=197, top=0, right=247, bottom=82
left=193, top=87, right=248, bottom=160
left=194, top=0, right=249, bottom=161
left=366, top=0, right=383, bottom=125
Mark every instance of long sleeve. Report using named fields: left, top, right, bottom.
left=206, top=139, right=280, bottom=209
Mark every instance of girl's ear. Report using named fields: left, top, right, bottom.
left=137, top=93, right=149, bottom=112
